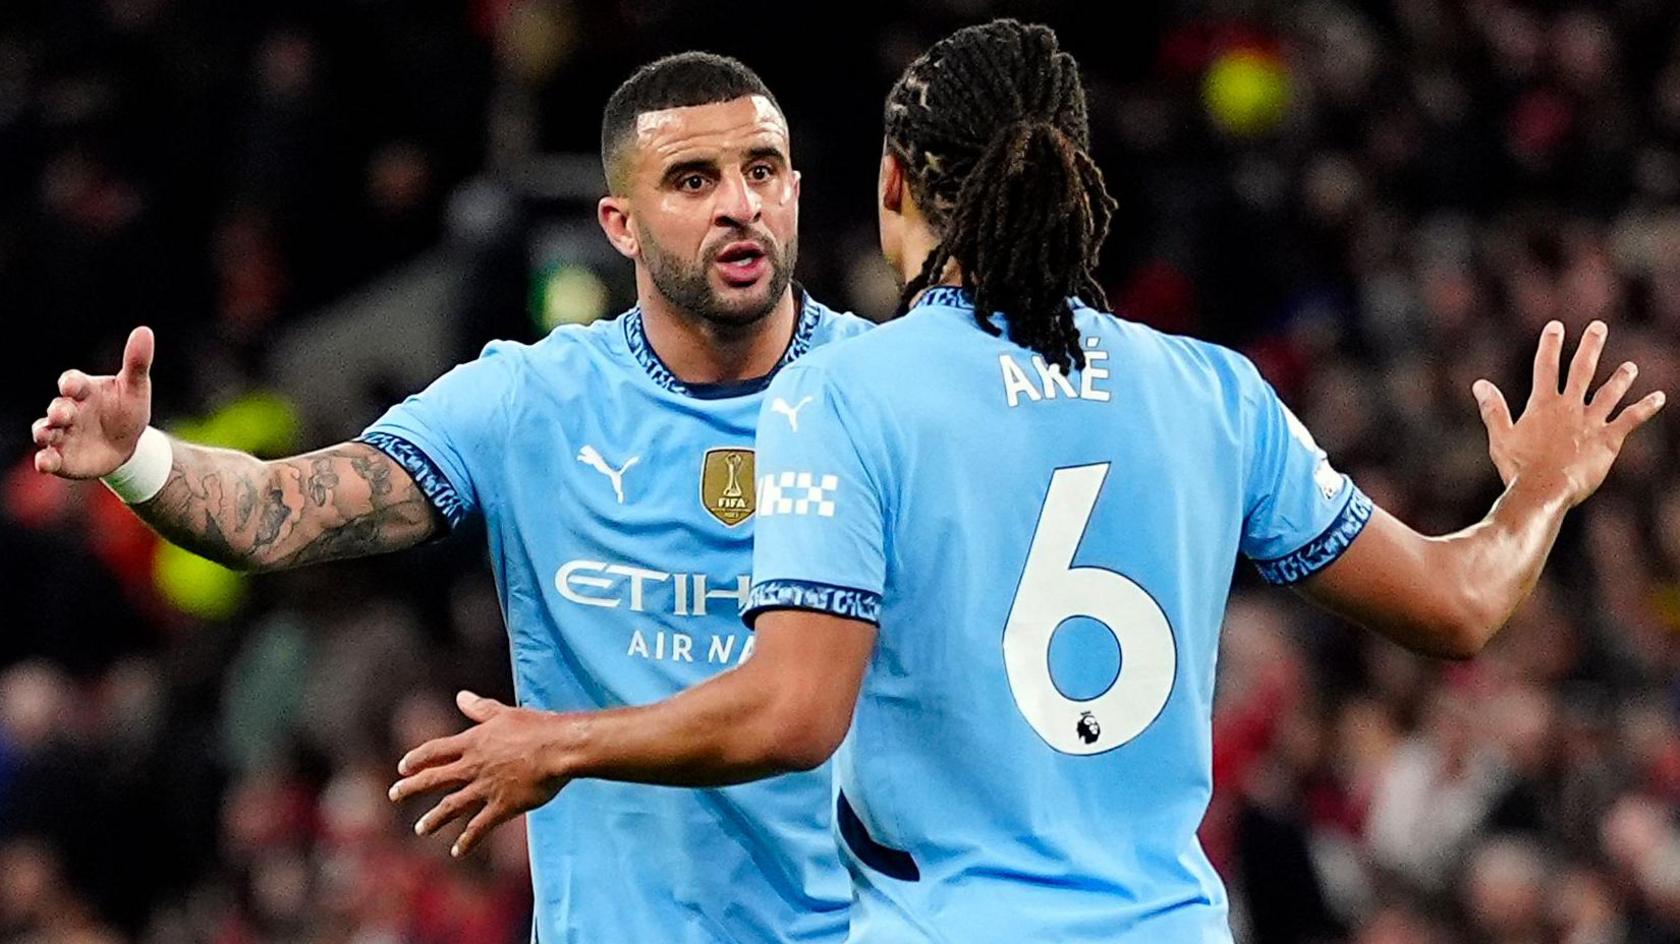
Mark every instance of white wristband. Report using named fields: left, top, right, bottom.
left=101, top=427, right=173, bottom=504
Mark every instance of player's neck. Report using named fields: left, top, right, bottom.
left=637, top=284, right=799, bottom=385
left=898, top=226, right=964, bottom=302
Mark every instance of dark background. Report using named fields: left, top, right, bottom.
left=3, top=2, right=1680, bottom=942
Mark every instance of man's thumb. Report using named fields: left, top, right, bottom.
left=122, top=326, right=154, bottom=386
left=457, top=690, right=503, bottom=721
left=1473, top=379, right=1512, bottom=433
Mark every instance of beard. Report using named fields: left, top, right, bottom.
left=637, top=224, right=798, bottom=328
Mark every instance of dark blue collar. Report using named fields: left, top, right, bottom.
left=911, top=285, right=974, bottom=312
left=622, top=286, right=822, bottom=398
left=911, top=286, right=1094, bottom=318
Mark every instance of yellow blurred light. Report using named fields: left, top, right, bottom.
left=538, top=264, right=609, bottom=331
left=154, top=542, right=245, bottom=621
left=168, top=391, right=301, bottom=458
left=1204, top=49, right=1291, bottom=138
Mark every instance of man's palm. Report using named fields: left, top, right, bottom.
left=33, top=326, right=154, bottom=479
left=1473, top=320, right=1665, bottom=507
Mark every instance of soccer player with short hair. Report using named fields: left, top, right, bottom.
left=33, top=52, right=864, bottom=944
left=389, top=19, right=1668, bottom=943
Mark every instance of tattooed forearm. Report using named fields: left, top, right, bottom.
left=273, top=496, right=435, bottom=569
left=132, top=440, right=439, bottom=572
left=350, top=452, right=391, bottom=497
left=306, top=457, right=339, bottom=507
left=235, top=476, right=257, bottom=530
left=252, top=473, right=294, bottom=549
left=144, top=466, right=240, bottom=565
left=201, top=501, right=231, bottom=554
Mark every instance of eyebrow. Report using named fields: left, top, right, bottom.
left=745, top=145, right=788, bottom=165
left=660, top=145, right=789, bottom=184
left=661, top=157, right=721, bottom=183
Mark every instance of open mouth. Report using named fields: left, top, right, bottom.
left=714, top=241, right=769, bottom=286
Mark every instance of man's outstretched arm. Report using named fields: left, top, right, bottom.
left=137, top=440, right=437, bottom=572
left=32, top=326, right=438, bottom=572
left=1300, top=320, right=1666, bottom=658
left=387, top=611, right=876, bottom=857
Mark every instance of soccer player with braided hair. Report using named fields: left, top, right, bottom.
left=881, top=18, right=1114, bottom=374
left=390, top=21, right=1666, bottom=941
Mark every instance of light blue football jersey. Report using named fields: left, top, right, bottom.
left=744, top=287, right=1372, bottom=943
left=360, top=290, right=871, bottom=944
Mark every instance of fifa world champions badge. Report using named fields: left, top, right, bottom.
left=701, top=448, right=756, bottom=526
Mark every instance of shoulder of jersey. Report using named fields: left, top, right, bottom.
left=460, top=318, right=622, bottom=394
left=803, top=295, right=875, bottom=344
left=1082, top=307, right=1253, bottom=377
left=498, top=317, right=623, bottom=366
left=769, top=295, right=876, bottom=377
left=784, top=305, right=928, bottom=376
left=1083, top=307, right=1268, bottom=418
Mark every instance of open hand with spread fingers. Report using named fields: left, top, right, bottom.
left=1472, top=319, right=1666, bottom=507
left=389, top=691, right=571, bottom=859
left=33, top=326, right=155, bottom=479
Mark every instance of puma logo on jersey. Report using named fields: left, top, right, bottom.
left=577, top=445, right=638, bottom=504
left=770, top=396, right=813, bottom=432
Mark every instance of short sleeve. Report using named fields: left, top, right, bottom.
left=1236, top=357, right=1373, bottom=585
left=357, top=341, right=523, bottom=529
left=743, top=365, right=887, bottom=626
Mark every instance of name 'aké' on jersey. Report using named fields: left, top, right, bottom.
left=746, top=286, right=1371, bottom=944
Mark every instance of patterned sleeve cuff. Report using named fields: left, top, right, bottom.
left=742, top=579, right=882, bottom=627
left=356, top=431, right=470, bottom=530
left=1251, top=486, right=1374, bottom=586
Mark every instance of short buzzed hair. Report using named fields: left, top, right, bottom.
left=600, top=52, right=782, bottom=194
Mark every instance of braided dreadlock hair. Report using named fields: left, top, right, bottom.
left=885, top=19, right=1116, bottom=372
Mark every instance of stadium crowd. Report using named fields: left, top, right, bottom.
left=3, top=1, right=1680, bottom=942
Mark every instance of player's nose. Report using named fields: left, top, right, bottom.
left=712, top=171, right=762, bottom=228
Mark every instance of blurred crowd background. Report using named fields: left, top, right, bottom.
left=3, top=1, right=1679, bottom=942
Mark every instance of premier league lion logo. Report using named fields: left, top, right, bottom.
left=1076, top=711, right=1101, bottom=745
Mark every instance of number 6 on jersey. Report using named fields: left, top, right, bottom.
left=1002, top=463, right=1177, bottom=755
